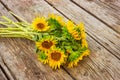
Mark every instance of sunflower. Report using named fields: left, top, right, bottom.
left=32, top=17, right=49, bottom=32
left=36, top=36, right=56, bottom=51
left=71, top=30, right=81, bottom=40
left=66, top=21, right=74, bottom=33
left=77, top=22, right=85, bottom=31
left=81, top=39, right=88, bottom=48
left=68, top=49, right=90, bottom=68
left=67, top=21, right=81, bottom=40
left=48, top=48, right=66, bottom=69
left=77, top=22, right=86, bottom=39
left=81, top=31, right=86, bottom=39
left=49, top=14, right=65, bottom=26
left=37, top=51, right=48, bottom=64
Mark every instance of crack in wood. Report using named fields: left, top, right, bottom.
left=62, top=67, right=76, bottom=80
left=1, top=58, right=17, bottom=80
left=0, top=65, right=10, bottom=80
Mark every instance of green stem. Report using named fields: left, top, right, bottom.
left=0, top=34, right=33, bottom=41
left=9, top=11, right=30, bottom=25
left=1, top=16, right=35, bottom=38
left=2, top=16, right=28, bottom=32
left=18, top=23, right=32, bottom=30
left=0, top=28, right=21, bottom=30
left=0, top=32, right=39, bottom=35
left=0, top=21, right=15, bottom=27
left=9, top=12, right=32, bottom=31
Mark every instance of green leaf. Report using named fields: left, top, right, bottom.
left=68, top=51, right=80, bottom=62
left=47, top=18, right=63, bottom=37
left=38, top=51, right=48, bottom=60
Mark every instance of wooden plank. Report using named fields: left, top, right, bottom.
left=71, top=0, right=120, bottom=34
left=0, top=2, right=73, bottom=80
left=45, top=0, right=120, bottom=59
left=0, top=0, right=120, bottom=80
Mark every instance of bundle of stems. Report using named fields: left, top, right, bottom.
left=0, top=12, right=36, bottom=40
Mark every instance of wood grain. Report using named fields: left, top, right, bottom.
left=0, top=2, right=73, bottom=80
left=0, top=55, right=14, bottom=80
left=99, top=0, right=120, bottom=12
left=46, top=0, right=120, bottom=59
left=71, top=0, right=120, bottom=34
left=0, top=0, right=120, bottom=80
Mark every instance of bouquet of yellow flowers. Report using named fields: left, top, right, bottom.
left=0, top=12, right=90, bottom=69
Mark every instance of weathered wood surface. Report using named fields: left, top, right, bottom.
left=72, top=0, right=120, bottom=34
left=0, top=0, right=120, bottom=80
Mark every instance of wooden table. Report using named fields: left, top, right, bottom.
left=0, top=0, right=120, bottom=80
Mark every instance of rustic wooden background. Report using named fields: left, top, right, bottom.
left=0, top=0, right=120, bottom=80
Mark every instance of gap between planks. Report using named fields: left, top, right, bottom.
left=0, top=67, right=8, bottom=80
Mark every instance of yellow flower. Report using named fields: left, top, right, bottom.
left=66, top=21, right=74, bottom=33
left=32, top=17, right=49, bottom=32
left=77, top=22, right=86, bottom=39
left=37, top=52, right=48, bottom=64
left=68, top=59, right=79, bottom=68
left=81, top=31, right=86, bottom=39
left=79, top=49, right=90, bottom=59
left=71, top=30, right=81, bottom=40
left=81, top=39, right=88, bottom=48
left=48, top=48, right=66, bottom=69
left=77, top=22, right=85, bottom=31
left=49, top=14, right=65, bottom=26
left=68, top=49, right=90, bottom=68
left=67, top=21, right=81, bottom=40
left=36, top=37, right=56, bottom=51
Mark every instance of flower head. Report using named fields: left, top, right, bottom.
left=36, top=36, right=56, bottom=51
left=67, top=21, right=81, bottom=40
left=66, top=21, right=74, bottom=33
left=37, top=51, right=48, bottom=64
left=77, top=22, right=85, bottom=31
left=77, top=22, right=86, bottom=39
left=49, top=14, right=65, bottom=26
left=48, top=48, right=66, bottom=69
left=68, top=49, right=90, bottom=68
left=32, top=17, right=49, bottom=32
left=81, top=39, right=88, bottom=48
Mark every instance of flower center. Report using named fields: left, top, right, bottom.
left=37, top=23, right=45, bottom=29
left=51, top=52, right=61, bottom=61
left=42, top=41, right=53, bottom=49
